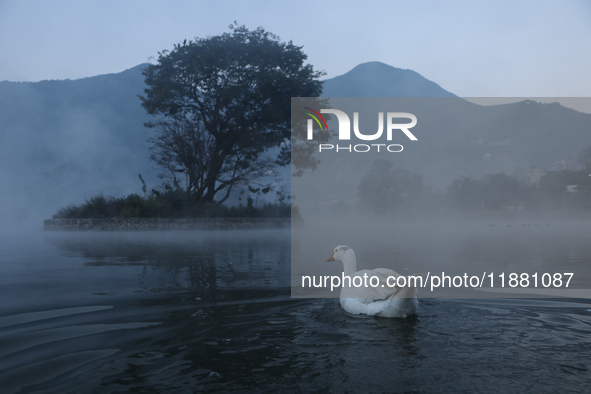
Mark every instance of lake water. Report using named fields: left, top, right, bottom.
left=1, top=227, right=591, bottom=393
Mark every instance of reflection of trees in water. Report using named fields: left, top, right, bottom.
left=188, top=255, right=217, bottom=300
left=39, top=231, right=425, bottom=392
left=44, top=230, right=290, bottom=298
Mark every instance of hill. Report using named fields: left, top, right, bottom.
left=292, top=97, right=591, bottom=216
left=321, top=62, right=456, bottom=97
left=1, top=61, right=590, bottom=226
left=0, top=64, right=156, bottom=225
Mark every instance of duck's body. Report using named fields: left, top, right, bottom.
left=328, top=245, right=419, bottom=318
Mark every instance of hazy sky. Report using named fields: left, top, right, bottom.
left=1, top=0, right=590, bottom=98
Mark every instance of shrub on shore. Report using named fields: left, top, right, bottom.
left=54, top=189, right=296, bottom=219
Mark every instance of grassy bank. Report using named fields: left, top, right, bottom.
left=54, top=189, right=296, bottom=219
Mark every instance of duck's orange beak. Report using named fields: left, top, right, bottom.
left=327, top=253, right=335, bottom=262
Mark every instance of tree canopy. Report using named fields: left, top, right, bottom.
left=140, top=24, right=324, bottom=203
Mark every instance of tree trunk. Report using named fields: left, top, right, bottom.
left=202, top=149, right=227, bottom=202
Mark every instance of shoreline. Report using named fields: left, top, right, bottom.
left=43, top=217, right=291, bottom=231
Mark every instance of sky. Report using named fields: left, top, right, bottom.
left=1, top=0, right=591, bottom=98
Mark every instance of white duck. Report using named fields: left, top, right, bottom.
left=327, top=245, right=419, bottom=318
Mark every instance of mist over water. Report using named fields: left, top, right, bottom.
left=292, top=215, right=591, bottom=298
left=1, top=229, right=591, bottom=392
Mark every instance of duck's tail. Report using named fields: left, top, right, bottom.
left=392, top=273, right=423, bottom=298
left=379, top=275, right=421, bottom=317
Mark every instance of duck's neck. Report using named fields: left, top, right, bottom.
left=341, top=251, right=357, bottom=276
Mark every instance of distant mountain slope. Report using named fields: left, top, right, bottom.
left=293, top=97, right=591, bottom=215
left=1, top=61, right=590, bottom=227
left=321, top=62, right=456, bottom=97
left=0, top=64, right=156, bottom=225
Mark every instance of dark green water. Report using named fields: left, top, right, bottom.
left=1, top=229, right=590, bottom=393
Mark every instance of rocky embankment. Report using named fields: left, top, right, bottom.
left=43, top=218, right=291, bottom=231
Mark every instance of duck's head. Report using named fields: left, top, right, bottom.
left=327, top=245, right=354, bottom=262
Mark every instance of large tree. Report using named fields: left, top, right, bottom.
left=140, top=24, right=323, bottom=203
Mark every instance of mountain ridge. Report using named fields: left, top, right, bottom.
left=1, top=61, right=589, bottom=225
left=321, top=61, right=456, bottom=97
